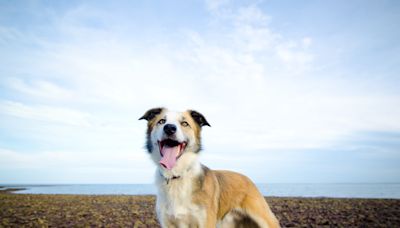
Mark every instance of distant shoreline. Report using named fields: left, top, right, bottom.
left=2, top=186, right=400, bottom=200
left=2, top=183, right=400, bottom=199
left=1, top=192, right=399, bottom=227
left=0, top=187, right=27, bottom=194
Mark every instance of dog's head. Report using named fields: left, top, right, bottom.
left=139, top=107, right=210, bottom=171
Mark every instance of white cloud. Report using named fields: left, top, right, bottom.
left=205, top=0, right=231, bottom=11
left=0, top=101, right=92, bottom=127
left=302, top=37, right=312, bottom=48
left=0, top=148, right=149, bottom=169
left=7, top=78, right=74, bottom=101
left=275, top=40, right=314, bottom=71
left=0, top=148, right=154, bottom=183
left=235, top=5, right=271, bottom=26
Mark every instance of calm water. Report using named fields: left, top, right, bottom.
left=1, top=183, right=400, bottom=199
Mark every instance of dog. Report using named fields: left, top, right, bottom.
left=139, top=107, right=280, bottom=228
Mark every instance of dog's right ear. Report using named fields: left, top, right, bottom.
left=139, top=107, right=164, bottom=121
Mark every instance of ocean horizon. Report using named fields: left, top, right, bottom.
left=1, top=183, right=400, bottom=199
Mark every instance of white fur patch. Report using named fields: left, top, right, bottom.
left=155, top=162, right=206, bottom=227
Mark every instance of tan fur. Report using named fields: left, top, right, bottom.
left=191, top=168, right=280, bottom=228
left=182, top=111, right=202, bottom=142
left=140, top=108, right=280, bottom=228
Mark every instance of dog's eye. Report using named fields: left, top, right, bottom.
left=181, top=121, right=189, bottom=127
left=158, top=119, right=166, bottom=125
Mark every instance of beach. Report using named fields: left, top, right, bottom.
left=1, top=189, right=399, bottom=227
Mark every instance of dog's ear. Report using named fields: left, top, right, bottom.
left=189, top=110, right=211, bottom=127
left=139, top=107, right=164, bottom=121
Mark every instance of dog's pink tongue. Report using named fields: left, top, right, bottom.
left=160, top=146, right=179, bottom=170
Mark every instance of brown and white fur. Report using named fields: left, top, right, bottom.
left=139, top=108, right=280, bottom=228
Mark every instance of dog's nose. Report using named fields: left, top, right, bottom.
left=163, top=124, right=177, bottom=136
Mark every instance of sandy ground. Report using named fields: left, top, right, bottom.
left=1, top=190, right=399, bottom=227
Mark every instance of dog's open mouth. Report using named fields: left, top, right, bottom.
left=158, top=139, right=187, bottom=170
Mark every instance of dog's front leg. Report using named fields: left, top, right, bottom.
left=204, top=212, right=217, bottom=228
left=158, top=214, right=181, bottom=228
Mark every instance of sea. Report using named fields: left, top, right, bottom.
left=1, top=183, right=400, bottom=199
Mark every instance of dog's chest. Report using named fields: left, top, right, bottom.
left=157, top=178, right=206, bottom=226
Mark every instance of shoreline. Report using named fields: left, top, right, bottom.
left=1, top=192, right=399, bottom=227
left=2, top=186, right=400, bottom=200
left=2, top=183, right=400, bottom=200
left=0, top=187, right=27, bottom=194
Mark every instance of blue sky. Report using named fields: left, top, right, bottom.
left=0, top=0, right=399, bottom=184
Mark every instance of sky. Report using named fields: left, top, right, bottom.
left=0, top=0, right=399, bottom=184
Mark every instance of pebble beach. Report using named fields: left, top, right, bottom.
left=1, top=188, right=400, bottom=227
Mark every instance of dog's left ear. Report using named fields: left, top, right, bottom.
left=189, top=110, right=211, bottom=127
left=139, top=107, right=164, bottom=121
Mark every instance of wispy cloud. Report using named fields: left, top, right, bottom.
left=0, top=148, right=153, bottom=184
left=6, top=78, right=74, bottom=101
left=0, top=148, right=149, bottom=170
left=0, top=101, right=92, bottom=127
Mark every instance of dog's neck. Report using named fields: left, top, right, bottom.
left=159, top=171, right=181, bottom=184
left=157, top=160, right=202, bottom=185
